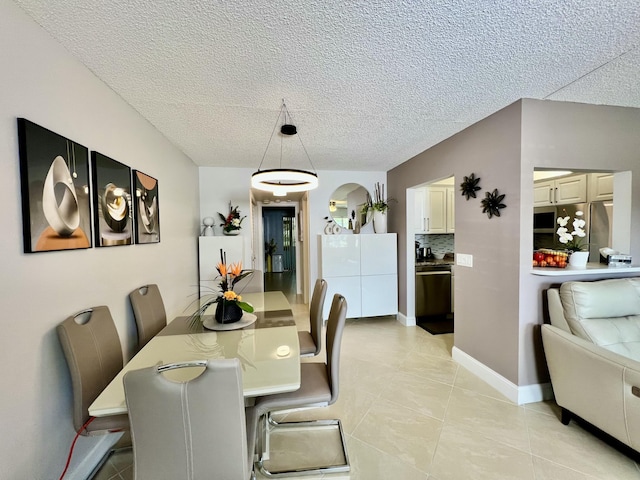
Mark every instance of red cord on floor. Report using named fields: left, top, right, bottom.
left=58, top=416, right=95, bottom=480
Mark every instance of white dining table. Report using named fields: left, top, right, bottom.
left=88, top=291, right=301, bottom=417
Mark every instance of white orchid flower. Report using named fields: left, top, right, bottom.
left=557, top=216, right=570, bottom=227
left=557, top=230, right=574, bottom=244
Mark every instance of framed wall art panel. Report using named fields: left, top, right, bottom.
left=91, top=152, right=133, bottom=247
left=17, top=118, right=92, bottom=253
left=133, top=170, right=160, bottom=244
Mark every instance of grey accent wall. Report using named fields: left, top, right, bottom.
left=0, top=2, right=199, bottom=477
left=517, top=99, right=640, bottom=386
left=389, top=98, right=640, bottom=389
left=389, top=101, right=523, bottom=384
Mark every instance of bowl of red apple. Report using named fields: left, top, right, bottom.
left=533, top=249, right=568, bottom=268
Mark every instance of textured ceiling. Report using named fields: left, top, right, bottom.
left=13, top=0, right=640, bottom=172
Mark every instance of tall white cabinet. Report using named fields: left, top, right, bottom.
left=318, top=234, right=398, bottom=319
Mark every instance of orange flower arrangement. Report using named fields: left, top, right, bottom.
left=189, top=250, right=254, bottom=326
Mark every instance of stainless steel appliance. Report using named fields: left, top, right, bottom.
left=533, top=203, right=588, bottom=250
left=415, top=264, right=451, bottom=317
left=533, top=201, right=614, bottom=256
left=589, top=201, right=613, bottom=260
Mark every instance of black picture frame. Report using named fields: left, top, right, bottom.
left=17, top=118, right=92, bottom=253
left=91, top=152, right=133, bottom=247
left=133, top=170, right=160, bottom=244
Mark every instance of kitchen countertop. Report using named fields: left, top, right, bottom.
left=531, top=263, right=640, bottom=276
left=416, top=259, right=455, bottom=267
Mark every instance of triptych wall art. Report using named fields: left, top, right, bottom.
left=17, top=118, right=160, bottom=253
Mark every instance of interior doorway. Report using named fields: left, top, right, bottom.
left=262, top=205, right=297, bottom=301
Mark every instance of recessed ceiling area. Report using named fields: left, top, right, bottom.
left=13, top=0, right=640, bottom=172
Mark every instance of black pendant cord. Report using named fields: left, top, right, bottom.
left=256, top=103, right=286, bottom=172
left=255, top=100, right=318, bottom=174
left=282, top=102, right=318, bottom=174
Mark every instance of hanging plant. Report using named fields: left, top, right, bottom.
left=460, top=173, right=481, bottom=200
left=481, top=189, right=506, bottom=219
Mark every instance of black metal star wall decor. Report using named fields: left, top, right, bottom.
left=460, top=173, right=481, bottom=200
left=481, top=188, right=506, bottom=218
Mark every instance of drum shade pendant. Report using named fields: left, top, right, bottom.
left=252, top=101, right=318, bottom=194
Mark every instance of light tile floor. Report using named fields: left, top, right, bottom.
left=93, top=305, right=640, bottom=480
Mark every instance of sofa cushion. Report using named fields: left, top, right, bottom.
left=560, top=278, right=640, bottom=361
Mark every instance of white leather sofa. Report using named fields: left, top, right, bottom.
left=542, top=277, right=640, bottom=452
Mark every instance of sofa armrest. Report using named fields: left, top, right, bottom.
left=541, top=324, right=640, bottom=448
left=546, top=288, right=571, bottom=332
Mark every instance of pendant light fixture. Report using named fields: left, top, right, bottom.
left=251, top=100, right=319, bottom=194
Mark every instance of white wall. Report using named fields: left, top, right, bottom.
left=199, top=167, right=255, bottom=268
left=0, top=2, right=200, bottom=478
left=199, top=167, right=387, bottom=299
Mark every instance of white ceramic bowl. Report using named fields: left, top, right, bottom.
left=434, top=253, right=445, bottom=260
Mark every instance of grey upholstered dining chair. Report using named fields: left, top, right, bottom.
left=298, top=278, right=327, bottom=357
left=123, top=358, right=256, bottom=480
left=129, top=284, right=167, bottom=350
left=252, top=294, right=349, bottom=477
left=57, top=306, right=129, bottom=437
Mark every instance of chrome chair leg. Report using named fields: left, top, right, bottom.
left=255, top=413, right=350, bottom=478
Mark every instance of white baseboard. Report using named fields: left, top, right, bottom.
left=66, top=432, right=123, bottom=480
left=452, top=347, right=553, bottom=405
left=396, top=312, right=415, bottom=326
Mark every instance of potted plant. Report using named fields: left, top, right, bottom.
left=218, top=202, right=245, bottom=235
left=189, top=250, right=254, bottom=326
left=361, top=182, right=395, bottom=233
left=557, top=210, right=589, bottom=267
left=265, top=238, right=277, bottom=272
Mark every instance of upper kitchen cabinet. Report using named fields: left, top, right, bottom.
left=414, top=185, right=455, bottom=234
left=533, top=174, right=587, bottom=206
left=446, top=186, right=455, bottom=233
left=425, top=187, right=447, bottom=233
left=588, top=172, right=614, bottom=202
left=413, top=187, right=427, bottom=233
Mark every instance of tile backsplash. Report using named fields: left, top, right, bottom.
left=415, top=234, right=455, bottom=255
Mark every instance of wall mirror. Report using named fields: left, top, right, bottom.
left=329, top=183, right=370, bottom=229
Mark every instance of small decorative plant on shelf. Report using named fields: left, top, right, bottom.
left=189, top=249, right=254, bottom=326
left=557, top=210, right=587, bottom=252
left=361, top=182, right=396, bottom=234
left=362, top=182, right=395, bottom=215
left=219, top=202, right=245, bottom=234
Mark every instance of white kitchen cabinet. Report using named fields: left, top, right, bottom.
left=533, top=174, right=587, bottom=206
left=446, top=186, right=455, bottom=233
left=588, top=172, right=614, bottom=202
left=319, top=233, right=397, bottom=319
left=413, top=188, right=427, bottom=233
left=414, top=186, right=454, bottom=234
left=425, top=187, right=447, bottom=233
